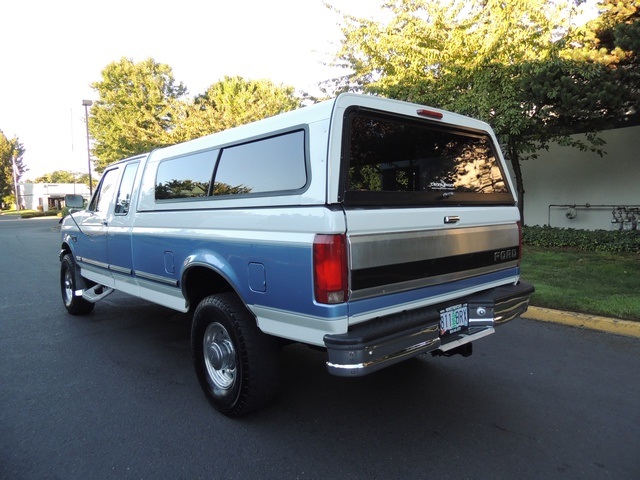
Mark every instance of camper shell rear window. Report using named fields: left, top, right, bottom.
left=340, top=108, right=514, bottom=206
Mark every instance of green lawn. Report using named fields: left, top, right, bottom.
left=520, top=246, right=640, bottom=321
left=1, top=209, right=37, bottom=216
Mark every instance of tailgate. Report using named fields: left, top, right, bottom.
left=333, top=96, right=521, bottom=321
left=346, top=207, right=521, bottom=303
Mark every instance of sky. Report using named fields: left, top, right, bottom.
left=0, top=0, right=383, bottom=179
left=1, top=0, right=598, bottom=181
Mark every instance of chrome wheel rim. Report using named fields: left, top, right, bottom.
left=203, top=322, right=237, bottom=393
left=63, top=268, right=74, bottom=306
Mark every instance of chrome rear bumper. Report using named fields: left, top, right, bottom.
left=324, top=281, right=534, bottom=377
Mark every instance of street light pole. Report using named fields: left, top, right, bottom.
left=82, top=99, right=93, bottom=197
left=11, top=154, right=20, bottom=211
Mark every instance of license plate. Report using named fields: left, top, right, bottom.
left=440, top=304, right=469, bottom=336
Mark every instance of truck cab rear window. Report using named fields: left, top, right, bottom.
left=342, top=109, right=513, bottom=206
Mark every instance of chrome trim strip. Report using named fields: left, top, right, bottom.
left=327, top=336, right=440, bottom=374
left=348, top=224, right=518, bottom=269
left=134, top=270, right=179, bottom=286
left=326, top=324, right=441, bottom=377
left=77, top=257, right=109, bottom=270
left=109, top=264, right=133, bottom=275
left=78, top=257, right=133, bottom=276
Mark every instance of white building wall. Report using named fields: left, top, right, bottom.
left=521, top=125, right=640, bottom=230
left=18, top=183, right=91, bottom=211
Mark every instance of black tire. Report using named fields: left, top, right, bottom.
left=191, top=293, right=280, bottom=417
left=60, top=254, right=95, bottom=315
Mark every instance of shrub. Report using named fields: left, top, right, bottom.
left=523, top=226, right=640, bottom=253
left=20, top=209, right=62, bottom=219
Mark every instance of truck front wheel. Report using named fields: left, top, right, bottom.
left=60, top=254, right=95, bottom=315
left=191, top=293, right=280, bottom=417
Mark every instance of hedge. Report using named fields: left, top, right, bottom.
left=523, top=225, right=640, bottom=253
left=20, top=210, right=61, bottom=219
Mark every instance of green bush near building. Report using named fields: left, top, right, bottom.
left=523, top=225, right=640, bottom=253
left=17, top=209, right=61, bottom=219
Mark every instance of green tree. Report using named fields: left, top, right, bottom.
left=333, top=0, right=638, bottom=220
left=30, top=170, right=96, bottom=189
left=89, top=57, right=188, bottom=172
left=34, top=170, right=77, bottom=183
left=172, top=76, right=302, bottom=142
left=0, top=130, right=27, bottom=208
left=566, top=0, right=639, bottom=113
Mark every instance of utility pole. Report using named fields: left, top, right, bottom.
left=83, top=99, right=93, bottom=197
left=11, top=154, right=20, bottom=211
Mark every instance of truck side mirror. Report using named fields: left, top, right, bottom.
left=65, top=194, right=85, bottom=209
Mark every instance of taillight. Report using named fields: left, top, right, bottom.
left=313, top=234, right=349, bottom=304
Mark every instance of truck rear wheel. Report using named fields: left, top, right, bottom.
left=191, top=293, right=280, bottom=417
left=60, top=254, right=95, bottom=315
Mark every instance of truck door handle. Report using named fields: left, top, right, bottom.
left=444, top=216, right=460, bottom=224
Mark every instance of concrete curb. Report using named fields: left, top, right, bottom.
left=523, top=306, right=640, bottom=338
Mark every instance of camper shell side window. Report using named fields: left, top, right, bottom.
left=153, top=129, right=308, bottom=203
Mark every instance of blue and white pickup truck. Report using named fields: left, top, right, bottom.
left=60, top=93, right=533, bottom=416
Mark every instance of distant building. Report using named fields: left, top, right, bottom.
left=17, top=183, right=91, bottom=211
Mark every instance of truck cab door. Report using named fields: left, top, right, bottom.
left=106, top=161, right=140, bottom=292
left=74, top=166, right=120, bottom=286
